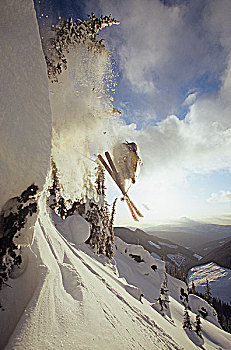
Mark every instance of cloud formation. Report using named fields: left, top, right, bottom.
left=96, top=0, right=230, bottom=120
left=208, top=191, right=231, bottom=203
left=97, top=0, right=231, bottom=177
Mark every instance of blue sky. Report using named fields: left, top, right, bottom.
left=35, top=0, right=231, bottom=226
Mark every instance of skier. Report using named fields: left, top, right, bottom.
left=112, top=140, right=141, bottom=191
left=98, top=141, right=143, bottom=221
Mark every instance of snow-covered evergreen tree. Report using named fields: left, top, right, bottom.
left=182, top=307, right=192, bottom=330
left=180, top=287, right=189, bottom=309
left=191, top=282, right=196, bottom=294
left=48, top=161, right=115, bottom=259
left=204, top=279, right=213, bottom=305
left=44, top=13, right=119, bottom=82
left=49, top=159, right=67, bottom=219
left=182, top=283, right=192, bottom=330
left=195, top=311, right=203, bottom=338
left=83, top=163, right=115, bottom=259
left=158, top=271, right=169, bottom=316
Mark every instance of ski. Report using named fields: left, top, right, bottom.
left=105, top=152, right=142, bottom=216
left=126, top=196, right=143, bottom=218
left=125, top=196, right=139, bottom=221
left=105, top=151, right=126, bottom=195
left=97, top=154, right=123, bottom=193
left=98, top=152, right=143, bottom=221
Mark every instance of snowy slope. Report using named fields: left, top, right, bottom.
left=188, top=262, right=231, bottom=304
left=1, top=196, right=231, bottom=349
left=0, top=0, right=52, bottom=210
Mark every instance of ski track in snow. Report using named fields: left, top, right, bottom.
left=2, top=204, right=231, bottom=350
left=38, top=217, right=181, bottom=350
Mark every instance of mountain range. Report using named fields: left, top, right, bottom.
left=115, top=224, right=231, bottom=270
left=146, top=218, right=231, bottom=250
left=114, top=227, right=202, bottom=270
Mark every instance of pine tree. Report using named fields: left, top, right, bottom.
left=204, top=279, right=213, bottom=305
left=158, top=271, right=169, bottom=316
left=84, top=163, right=114, bottom=258
left=181, top=266, right=187, bottom=282
left=173, top=262, right=177, bottom=278
left=180, top=287, right=189, bottom=309
left=48, top=160, right=67, bottom=219
left=195, top=312, right=203, bottom=338
left=191, top=282, right=196, bottom=294
left=183, top=307, right=192, bottom=330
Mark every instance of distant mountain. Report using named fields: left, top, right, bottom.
left=145, top=230, right=205, bottom=249
left=114, top=227, right=201, bottom=270
left=195, top=236, right=231, bottom=256
left=198, top=239, right=231, bottom=269
left=146, top=220, right=231, bottom=249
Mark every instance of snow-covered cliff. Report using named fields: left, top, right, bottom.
left=0, top=0, right=52, bottom=211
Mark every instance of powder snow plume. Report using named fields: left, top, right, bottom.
left=49, top=39, right=119, bottom=202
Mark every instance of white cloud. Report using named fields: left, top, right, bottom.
left=208, top=191, right=231, bottom=203
left=95, top=0, right=231, bottom=120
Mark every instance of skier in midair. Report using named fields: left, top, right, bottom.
left=98, top=141, right=142, bottom=221
left=112, top=140, right=141, bottom=191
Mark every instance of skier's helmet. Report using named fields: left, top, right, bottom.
left=124, top=141, right=138, bottom=153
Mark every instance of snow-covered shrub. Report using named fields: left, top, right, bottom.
left=188, top=294, right=220, bottom=327
left=0, top=184, right=38, bottom=289
left=129, top=254, right=144, bottom=263
left=56, top=213, right=90, bottom=245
